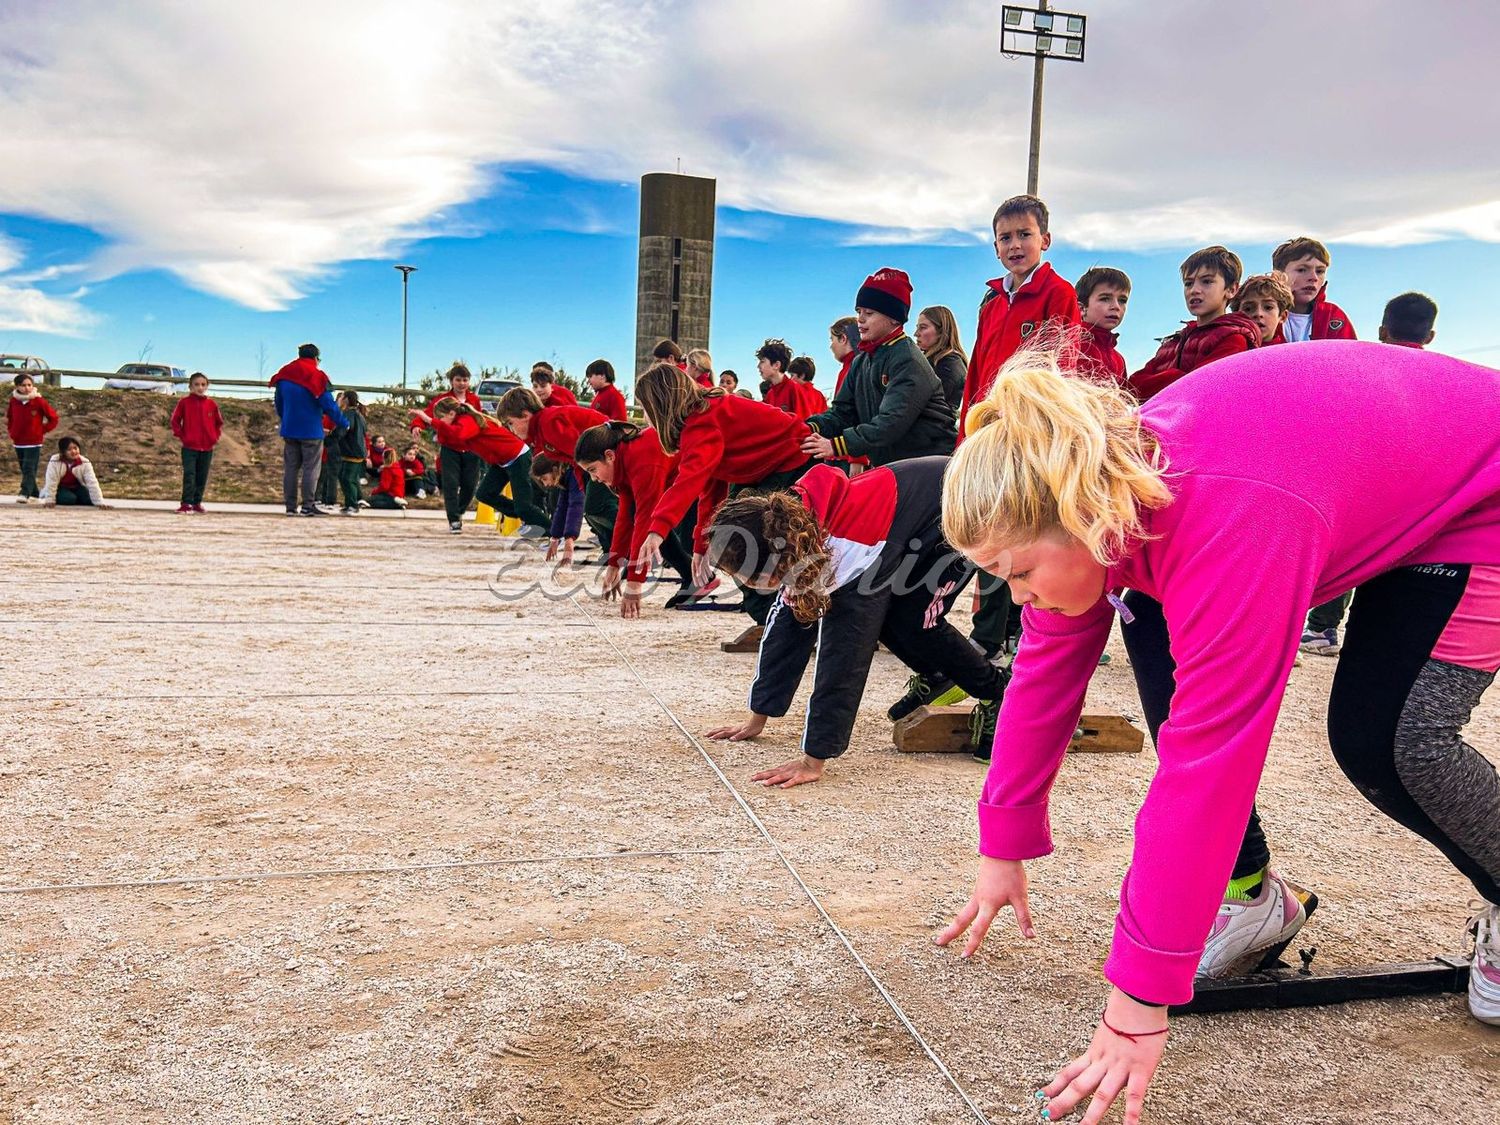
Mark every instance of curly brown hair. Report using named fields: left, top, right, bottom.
left=634, top=362, right=724, bottom=453
left=705, top=490, right=832, bottom=623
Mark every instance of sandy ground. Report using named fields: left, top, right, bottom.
left=1, top=508, right=1496, bottom=1124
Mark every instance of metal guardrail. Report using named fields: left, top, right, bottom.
left=42, top=369, right=432, bottom=398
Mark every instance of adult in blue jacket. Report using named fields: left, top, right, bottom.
left=270, top=343, right=347, bottom=516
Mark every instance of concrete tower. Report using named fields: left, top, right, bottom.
left=635, top=172, right=716, bottom=379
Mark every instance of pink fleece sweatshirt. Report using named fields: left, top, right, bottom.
left=979, top=340, right=1500, bottom=1004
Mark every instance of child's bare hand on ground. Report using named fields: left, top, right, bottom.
left=751, top=754, right=826, bottom=788
left=619, top=580, right=644, bottom=619
left=932, top=855, right=1037, bottom=956
left=601, top=564, right=622, bottom=600
left=706, top=713, right=766, bottom=742
left=1038, top=989, right=1167, bottom=1125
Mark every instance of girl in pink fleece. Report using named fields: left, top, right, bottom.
left=935, top=340, right=1500, bottom=1123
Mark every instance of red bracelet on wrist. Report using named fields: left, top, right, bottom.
left=1101, top=1011, right=1169, bottom=1043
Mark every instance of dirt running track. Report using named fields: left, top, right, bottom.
left=2, top=509, right=1496, bottom=1124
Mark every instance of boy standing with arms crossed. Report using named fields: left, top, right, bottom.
left=1129, top=245, right=1260, bottom=401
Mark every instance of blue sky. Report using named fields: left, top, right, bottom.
left=3, top=1, right=1499, bottom=395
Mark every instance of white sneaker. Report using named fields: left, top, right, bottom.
left=1469, top=901, right=1500, bottom=1025
left=416, top=488, right=427, bottom=499
left=1197, top=869, right=1307, bottom=980
left=394, top=497, right=408, bottom=508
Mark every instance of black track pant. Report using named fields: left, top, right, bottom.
left=441, top=448, right=482, bottom=523
left=1123, top=567, right=1499, bottom=900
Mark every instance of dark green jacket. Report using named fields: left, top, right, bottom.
left=806, top=333, right=956, bottom=463
left=333, top=411, right=367, bottom=460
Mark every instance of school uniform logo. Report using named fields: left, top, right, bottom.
left=1329, top=319, right=1345, bottom=331
left=1020, top=321, right=1037, bottom=338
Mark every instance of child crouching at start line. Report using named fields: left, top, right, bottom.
left=703, top=456, right=1009, bottom=788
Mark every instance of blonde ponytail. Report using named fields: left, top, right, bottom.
left=942, top=349, right=1172, bottom=567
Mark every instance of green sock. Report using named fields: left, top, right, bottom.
left=1225, top=869, right=1265, bottom=902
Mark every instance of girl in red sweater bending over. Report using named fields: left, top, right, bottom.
left=633, top=362, right=813, bottom=647
left=575, top=421, right=715, bottom=618
left=496, top=388, right=617, bottom=551
left=412, top=398, right=550, bottom=533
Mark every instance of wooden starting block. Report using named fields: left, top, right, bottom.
left=892, top=704, right=1144, bottom=754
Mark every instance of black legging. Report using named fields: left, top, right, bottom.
left=475, top=452, right=550, bottom=528
left=1123, top=569, right=1499, bottom=899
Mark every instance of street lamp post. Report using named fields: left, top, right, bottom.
left=394, top=264, right=417, bottom=389
left=1001, top=3, right=1088, bottom=195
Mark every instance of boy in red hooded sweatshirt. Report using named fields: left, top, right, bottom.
left=1128, top=245, right=1260, bottom=402
left=958, top=193, right=1080, bottom=434
left=1074, top=267, right=1131, bottom=385
left=8, top=372, right=58, bottom=503
left=1272, top=236, right=1356, bottom=344
left=170, top=372, right=224, bottom=513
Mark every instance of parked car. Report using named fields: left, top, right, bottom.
left=105, top=363, right=184, bottom=393
left=476, top=376, right=521, bottom=411
left=0, top=354, right=49, bottom=373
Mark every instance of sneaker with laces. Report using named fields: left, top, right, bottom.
left=968, top=697, right=1001, bottom=762
left=888, top=673, right=968, bottom=721
left=1196, top=868, right=1308, bottom=979
left=1299, top=627, right=1341, bottom=656
left=1468, top=900, right=1500, bottom=1025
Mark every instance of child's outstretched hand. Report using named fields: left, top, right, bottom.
left=559, top=537, right=575, bottom=565
left=751, top=753, right=825, bottom=789
left=933, top=855, right=1037, bottom=955
left=706, top=712, right=767, bottom=742
left=1037, top=989, right=1168, bottom=1125
left=691, top=551, right=713, bottom=588
left=635, top=532, right=664, bottom=572
left=601, top=564, right=623, bottom=600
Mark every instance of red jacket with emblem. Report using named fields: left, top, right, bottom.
left=8, top=391, right=59, bottom=446
left=1127, top=313, right=1261, bottom=402
left=605, top=427, right=679, bottom=583
left=589, top=384, right=628, bottom=421
left=764, top=377, right=818, bottom=419
left=647, top=394, right=810, bottom=552
left=1309, top=284, right=1357, bottom=340
left=960, top=262, right=1080, bottom=433
left=170, top=394, right=224, bottom=452
left=1077, top=323, right=1127, bottom=386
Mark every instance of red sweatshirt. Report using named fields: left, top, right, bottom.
left=799, top=381, right=829, bottom=413
left=170, top=394, right=224, bottom=452
left=544, top=384, right=579, bottom=408
left=401, top=454, right=426, bottom=480
left=432, top=413, right=526, bottom=465
left=764, top=377, right=818, bottom=419
left=416, top=391, right=486, bottom=445
left=1310, top=284, right=1357, bottom=340
left=525, top=404, right=608, bottom=465
left=1077, top=322, right=1127, bottom=386
left=647, top=394, right=810, bottom=552
left=960, top=262, right=1080, bottom=433
left=1128, top=313, right=1261, bottom=402
left=372, top=462, right=406, bottom=498
left=605, top=428, right=679, bottom=583
left=8, top=392, right=59, bottom=446
left=589, top=384, right=628, bottom=421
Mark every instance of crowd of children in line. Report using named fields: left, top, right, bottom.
left=10, top=192, right=1492, bottom=1122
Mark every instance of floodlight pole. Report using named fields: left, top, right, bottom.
left=1026, top=0, right=1048, bottom=195
left=394, top=265, right=417, bottom=389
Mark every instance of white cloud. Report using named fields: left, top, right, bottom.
left=2, top=0, right=1498, bottom=313
left=0, top=282, right=99, bottom=335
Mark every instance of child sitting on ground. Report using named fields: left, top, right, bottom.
left=367, top=448, right=407, bottom=509
left=367, top=434, right=390, bottom=476
left=400, top=444, right=433, bottom=498
left=1129, top=245, right=1260, bottom=401
left=1230, top=271, right=1293, bottom=347
left=39, top=435, right=111, bottom=507
left=9, top=373, right=58, bottom=503
left=1074, top=267, right=1131, bottom=384
left=170, top=372, right=223, bottom=514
